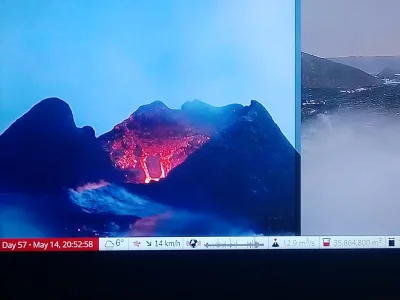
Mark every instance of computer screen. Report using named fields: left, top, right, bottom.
left=0, top=0, right=397, bottom=252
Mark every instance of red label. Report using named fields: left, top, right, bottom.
left=0, top=238, right=99, bottom=252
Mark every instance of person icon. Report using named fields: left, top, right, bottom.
left=272, top=238, right=279, bottom=247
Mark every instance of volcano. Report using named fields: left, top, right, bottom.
left=0, top=97, right=299, bottom=236
left=99, top=100, right=243, bottom=183
left=0, top=97, right=121, bottom=193
left=122, top=100, right=299, bottom=234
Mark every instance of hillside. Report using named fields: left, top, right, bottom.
left=301, top=53, right=382, bottom=89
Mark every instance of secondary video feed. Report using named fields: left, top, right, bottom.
left=301, top=0, right=400, bottom=235
left=0, top=1, right=299, bottom=238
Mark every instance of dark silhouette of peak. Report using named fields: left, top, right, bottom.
left=250, top=99, right=262, bottom=107
left=181, top=100, right=243, bottom=129
left=181, top=99, right=213, bottom=110
left=301, top=52, right=382, bottom=89
left=1, top=98, right=75, bottom=140
left=36, top=97, right=71, bottom=110
left=132, top=100, right=176, bottom=125
left=151, top=100, right=168, bottom=106
left=31, top=97, right=72, bottom=116
left=246, top=100, right=273, bottom=120
left=0, top=98, right=121, bottom=193
left=134, top=100, right=170, bottom=115
left=81, top=125, right=96, bottom=137
left=26, top=97, right=74, bottom=124
left=182, top=99, right=243, bottom=112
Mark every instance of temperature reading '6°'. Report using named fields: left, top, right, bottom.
left=115, top=239, right=124, bottom=247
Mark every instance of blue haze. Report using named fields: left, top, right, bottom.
left=0, top=0, right=296, bottom=146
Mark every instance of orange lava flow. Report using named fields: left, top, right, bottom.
left=104, top=116, right=210, bottom=184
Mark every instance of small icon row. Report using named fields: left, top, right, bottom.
left=98, top=236, right=400, bottom=251
left=99, top=238, right=203, bottom=251
left=100, top=237, right=318, bottom=250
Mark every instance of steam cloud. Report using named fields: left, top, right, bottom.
left=75, top=180, right=110, bottom=192
left=301, top=112, right=400, bottom=235
left=0, top=194, right=47, bottom=238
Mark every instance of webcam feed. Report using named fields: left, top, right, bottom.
left=301, top=0, right=400, bottom=235
left=0, top=1, right=299, bottom=238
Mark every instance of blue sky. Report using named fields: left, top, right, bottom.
left=0, top=0, right=296, bottom=145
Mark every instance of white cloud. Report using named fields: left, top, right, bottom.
left=302, top=112, right=400, bottom=235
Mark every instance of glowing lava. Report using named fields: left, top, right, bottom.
left=102, top=114, right=210, bottom=183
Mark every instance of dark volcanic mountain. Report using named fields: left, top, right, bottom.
left=122, top=100, right=298, bottom=234
left=302, top=52, right=382, bottom=89
left=0, top=98, right=298, bottom=236
left=0, top=98, right=121, bottom=193
left=99, top=100, right=243, bottom=183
